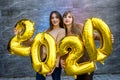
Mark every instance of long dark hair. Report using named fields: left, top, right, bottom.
left=47, top=11, right=63, bottom=32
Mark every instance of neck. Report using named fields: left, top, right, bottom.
left=53, top=25, right=60, bottom=29
left=66, top=24, right=72, bottom=33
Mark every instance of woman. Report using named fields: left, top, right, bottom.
left=61, top=11, right=114, bottom=80
left=36, top=11, right=65, bottom=80
left=61, top=11, right=100, bottom=80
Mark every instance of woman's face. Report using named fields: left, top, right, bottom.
left=63, top=13, right=73, bottom=26
left=51, top=13, right=60, bottom=26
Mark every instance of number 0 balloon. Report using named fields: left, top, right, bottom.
left=31, top=32, right=56, bottom=76
left=82, top=18, right=113, bottom=62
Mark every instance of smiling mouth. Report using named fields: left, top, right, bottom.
left=53, top=21, right=57, bottom=24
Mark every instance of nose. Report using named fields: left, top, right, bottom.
left=53, top=18, right=57, bottom=21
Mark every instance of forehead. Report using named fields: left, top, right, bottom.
left=65, top=13, right=72, bottom=17
left=52, top=13, right=57, bottom=16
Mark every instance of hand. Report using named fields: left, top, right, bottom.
left=60, top=59, right=66, bottom=69
left=47, top=68, right=54, bottom=76
left=111, top=34, right=114, bottom=43
left=14, top=28, right=19, bottom=35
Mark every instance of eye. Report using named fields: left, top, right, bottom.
left=63, top=16, right=67, bottom=18
left=51, top=17, right=54, bottom=19
left=68, top=16, right=72, bottom=18
left=56, top=16, right=59, bottom=19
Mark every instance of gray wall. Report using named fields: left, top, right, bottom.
left=0, top=0, right=120, bottom=77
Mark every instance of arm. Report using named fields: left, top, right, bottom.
left=93, top=32, right=114, bottom=42
left=77, top=23, right=100, bottom=40
left=76, top=23, right=84, bottom=32
left=40, top=45, right=47, bottom=61
left=94, top=32, right=100, bottom=40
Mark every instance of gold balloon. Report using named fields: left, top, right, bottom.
left=92, top=18, right=112, bottom=61
left=82, top=19, right=97, bottom=61
left=31, top=32, right=56, bottom=76
left=16, top=19, right=34, bottom=41
left=82, top=17, right=113, bottom=62
left=7, top=19, right=34, bottom=56
left=58, top=36, right=95, bottom=76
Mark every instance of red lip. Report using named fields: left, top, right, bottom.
left=65, top=20, right=69, bottom=23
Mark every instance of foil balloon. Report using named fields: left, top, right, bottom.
left=82, top=19, right=97, bottom=61
left=31, top=32, right=56, bottom=76
left=7, top=19, right=34, bottom=56
left=58, top=36, right=95, bottom=76
left=82, top=17, right=113, bottom=62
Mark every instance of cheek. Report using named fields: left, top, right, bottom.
left=51, top=19, right=54, bottom=22
left=51, top=19, right=54, bottom=23
left=63, top=19, right=68, bottom=23
left=63, top=19, right=66, bottom=23
left=57, top=19, right=60, bottom=23
left=69, top=19, right=73, bottom=23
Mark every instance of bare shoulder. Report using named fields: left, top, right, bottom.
left=76, top=23, right=83, bottom=31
